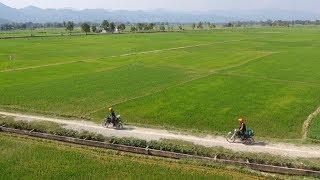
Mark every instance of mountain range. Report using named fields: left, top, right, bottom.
left=0, top=2, right=319, bottom=24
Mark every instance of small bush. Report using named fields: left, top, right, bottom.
left=78, top=131, right=106, bottom=142
left=110, top=137, right=147, bottom=148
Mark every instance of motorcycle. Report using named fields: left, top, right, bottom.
left=226, top=129, right=255, bottom=144
left=103, top=115, right=124, bottom=130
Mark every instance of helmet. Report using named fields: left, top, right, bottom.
left=238, top=118, right=244, bottom=123
left=109, top=107, right=113, bottom=112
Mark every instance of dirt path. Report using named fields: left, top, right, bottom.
left=1, top=111, right=320, bottom=158
left=302, top=106, right=320, bottom=139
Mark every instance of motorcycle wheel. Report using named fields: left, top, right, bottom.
left=226, top=132, right=236, bottom=143
left=116, top=122, right=123, bottom=130
left=102, top=121, right=107, bottom=127
left=244, top=138, right=255, bottom=145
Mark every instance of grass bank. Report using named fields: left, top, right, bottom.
left=1, top=132, right=269, bottom=179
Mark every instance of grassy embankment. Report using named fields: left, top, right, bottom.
left=0, top=132, right=268, bottom=179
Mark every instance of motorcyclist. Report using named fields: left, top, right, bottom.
left=238, top=118, right=247, bottom=140
left=108, top=107, right=117, bottom=124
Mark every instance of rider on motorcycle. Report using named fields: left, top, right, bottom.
left=238, top=118, right=247, bottom=139
left=108, top=107, right=117, bottom=124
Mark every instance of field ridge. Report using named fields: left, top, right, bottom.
left=302, top=106, right=320, bottom=139
left=220, top=73, right=320, bottom=87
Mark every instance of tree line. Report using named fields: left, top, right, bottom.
left=1, top=19, right=320, bottom=32
left=63, top=20, right=126, bottom=35
left=192, top=22, right=216, bottom=29
left=224, top=20, right=320, bottom=27
left=46, top=21, right=177, bottom=35
left=0, top=20, right=185, bottom=33
left=63, top=21, right=185, bottom=34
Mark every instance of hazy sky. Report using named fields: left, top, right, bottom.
left=1, top=0, right=319, bottom=13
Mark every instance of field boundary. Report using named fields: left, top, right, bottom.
left=220, top=73, right=320, bottom=87
left=0, top=60, right=84, bottom=73
left=103, top=40, right=242, bottom=59
left=1, top=127, right=319, bottom=177
left=0, top=39, right=243, bottom=73
left=302, top=106, right=320, bottom=139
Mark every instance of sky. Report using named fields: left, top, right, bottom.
left=1, top=0, right=320, bottom=13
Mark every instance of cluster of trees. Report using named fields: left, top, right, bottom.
left=130, top=23, right=177, bottom=32
left=129, top=23, right=186, bottom=32
left=131, top=23, right=155, bottom=32
left=192, top=22, right=216, bottom=29
left=77, top=20, right=126, bottom=35
left=100, top=20, right=125, bottom=32
left=224, top=20, right=320, bottom=27
left=0, top=21, right=83, bottom=31
left=0, top=22, right=59, bottom=31
left=64, top=21, right=75, bottom=35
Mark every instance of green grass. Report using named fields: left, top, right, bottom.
left=309, top=115, right=320, bottom=141
left=225, top=47, right=320, bottom=84
left=0, top=133, right=263, bottom=179
left=0, top=31, right=243, bottom=70
left=0, top=64, right=197, bottom=118
left=1, top=27, right=320, bottom=140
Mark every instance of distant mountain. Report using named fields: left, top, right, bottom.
left=0, top=2, right=319, bottom=23
left=211, top=9, right=320, bottom=21
left=0, top=3, right=231, bottom=23
left=0, top=2, right=26, bottom=22
left=0, top=18, right=10, bottom=24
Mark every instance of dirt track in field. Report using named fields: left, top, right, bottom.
left=302, top=106, right=320, bottom=139
left=1, top=111, right=320, bottom=158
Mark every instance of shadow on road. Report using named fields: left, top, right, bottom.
left=253, top=141, right=267, bottom=146
left=104, top=125, right=136, bottom=131
left=121, top=127, right=135, bottom=131
left=234, top=141, right=267, bottom=146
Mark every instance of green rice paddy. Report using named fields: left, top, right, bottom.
left=1, top=27, right=320, bottom=140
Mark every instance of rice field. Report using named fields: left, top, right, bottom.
left=309, top=115, right=320, bottom=140
left=0, top=28, right=83, bottom=38
left=0, top=133, right=263, bottom=179
left=1, top=27, right=320, bottom=139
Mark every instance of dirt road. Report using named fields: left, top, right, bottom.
left=1, top=111, right=320, bottom=158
